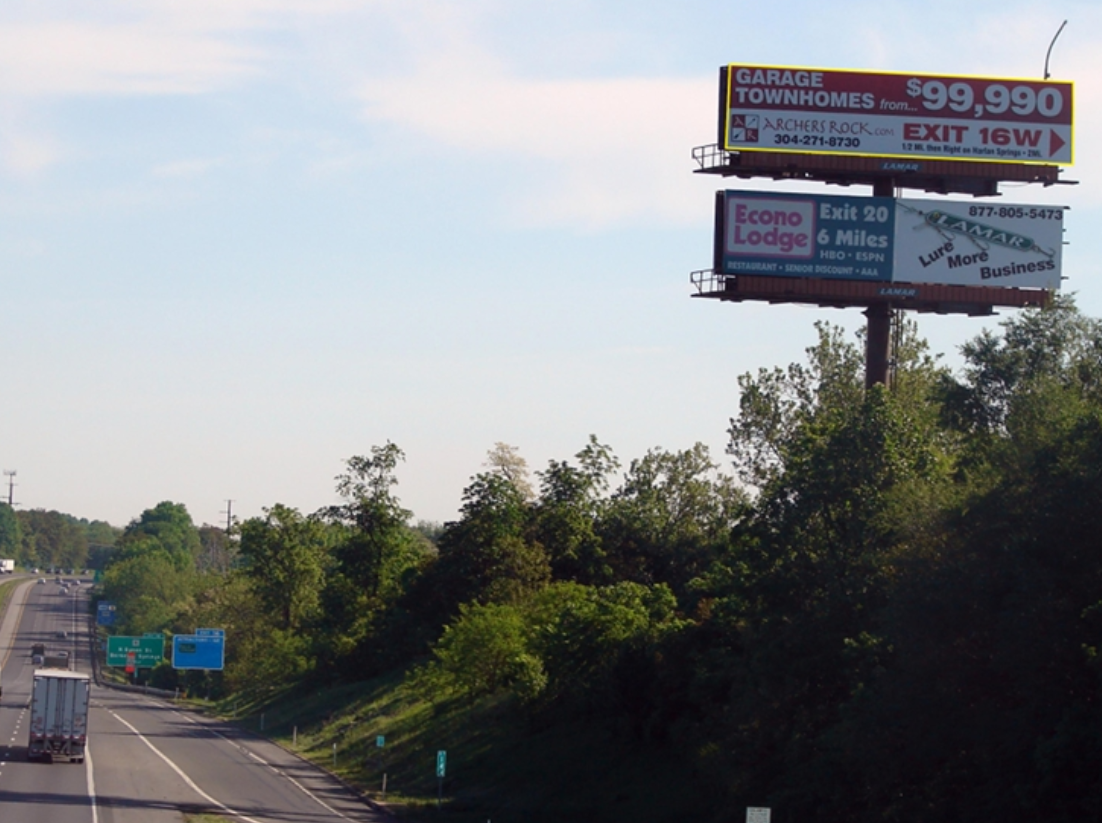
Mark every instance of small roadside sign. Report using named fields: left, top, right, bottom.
left=376, top=735, right=385, bottom=748
left=436, top=750, right=446, bottom=778
left=747, top=808, right=771, bottom=823
left=96, top=602, right=117, bottom=627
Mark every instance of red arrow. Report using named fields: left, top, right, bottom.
left=1049, top=129, right=1066, bottom=158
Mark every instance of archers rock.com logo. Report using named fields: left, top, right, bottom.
left=729, top=113, right=760, bottom=143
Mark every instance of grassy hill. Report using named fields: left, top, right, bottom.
left=226, top=669, right=716, bottom=823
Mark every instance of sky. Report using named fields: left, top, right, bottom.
left=1, top=0, right=1100, bottom=529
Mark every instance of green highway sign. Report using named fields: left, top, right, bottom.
left=107, top=635, right=165, bottom=667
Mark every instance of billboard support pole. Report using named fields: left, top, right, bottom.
left=865, top=178, right=896, bottom=389
left=864, top=304, right=893, bottom=389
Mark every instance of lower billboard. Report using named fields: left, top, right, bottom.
left=715, top=190, right=1064, bottom=290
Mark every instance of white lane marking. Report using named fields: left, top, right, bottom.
left=86, top=743, right=99, bottom=823
left=117, top=698, right=357, bottom=821
left=199, top=721, right=355, bottom=821
left=107, top=709, right=264, bottom=823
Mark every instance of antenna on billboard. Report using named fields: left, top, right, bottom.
left=1044, top=20, right=1068, bottom=80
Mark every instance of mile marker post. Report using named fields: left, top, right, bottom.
left=375, top=735, right=386, bottom=791
left=436, top=750, right=446, bottom=809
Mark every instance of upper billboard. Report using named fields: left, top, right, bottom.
left=721, top=65, right=1073, bottom=165
left=715, top=190, right=1064, bottom=290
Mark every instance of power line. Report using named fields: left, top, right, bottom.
left=3, top=470, right=16, bottom=507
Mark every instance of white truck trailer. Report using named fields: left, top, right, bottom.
left=0, top=558, right=14, bottom=573
left=28, top=669, right=90, bottom=763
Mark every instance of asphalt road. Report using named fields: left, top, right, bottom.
left=0, top=577, right=386, bottom=823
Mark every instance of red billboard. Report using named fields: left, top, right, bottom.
left=721, top=65, right=1073, bottom=165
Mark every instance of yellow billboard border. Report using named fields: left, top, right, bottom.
left=722, top=63, right=1075, bottom=167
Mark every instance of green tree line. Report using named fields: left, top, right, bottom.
left=92, top=297, right=1102, bottom=821
left=0, top=506, right=117, bottom=571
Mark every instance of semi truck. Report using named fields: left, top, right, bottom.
left=28, top=669, right=90, bottom=763
left=42, top=651, right=71, bottom=670
left=0, top=559, right=13, bottom=573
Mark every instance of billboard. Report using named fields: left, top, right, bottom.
left=715, top=190, right=1063, bottom=290
left=721, top=66, right=1073, bottom=165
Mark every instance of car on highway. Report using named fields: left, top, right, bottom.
left=37, top=578, right=46, bottom=584
left=56, top=630, right=67, bottom=639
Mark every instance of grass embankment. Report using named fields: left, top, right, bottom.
left=218, top=672, right=713, bottom=823
left=0, top=577, right=20, bottom=619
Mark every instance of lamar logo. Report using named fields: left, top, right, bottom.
left=729, top=113, right=760, bottom=143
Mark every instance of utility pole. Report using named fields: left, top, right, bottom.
left=3, top=470, right=16, bottom=506
left=221, top=500, right=234, bottom=533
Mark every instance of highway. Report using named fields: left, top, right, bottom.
left=0, top=578, right=385, bottom=823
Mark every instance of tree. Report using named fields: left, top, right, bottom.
left=434, top=471, right=549, bottom=606
left=527, top=581, right=688, bottom=715
left=678, top=320, right=958, bottom=815
left=599, top=443, right=746, bottom=598
left=315, top=446, right=433, bottom=676
left=414, top=602, right=545, bottom=701
left=16, top=509, right=89, bottom=569
left=533, top=435, right=619, bottom=584
left=939, top=295, right=1102, bottom=435
left=238, top=504, right=330, bottom=631
left=727, top=321, right=865, bottom=491
left=198, top=524, right=237, bottom=574
left=116, top=502, right=201, bottom=569
left=398, top=470, right=550, bottom=655
left=0, top=504, right=20, bottom=559
left=100, top=548, right=196, bottom=635
left=484, top=442, right=535, bottom=502
left=326, top=444, right=421, bottom=602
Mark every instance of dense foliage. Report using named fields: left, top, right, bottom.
left=90, top=298, right=1102, bottom=821
left=0, top=506, right=117, bottom=570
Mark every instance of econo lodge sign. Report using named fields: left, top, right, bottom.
left=725, top=197, right=817, bottom=259
left=716, top=190, right=1063, bottom=289
left=722, top=65, right=1073, bottom=165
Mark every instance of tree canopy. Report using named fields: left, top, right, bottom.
left=84, top=299, right=1102, bottom=821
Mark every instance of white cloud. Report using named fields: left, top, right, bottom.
left=0, top=22, right=262, bottom=97
left=358, top=55, right=715, bottom=228
left=0, top=0, right=370, bottom=98
left=0, top=129, right=61, bottom=176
